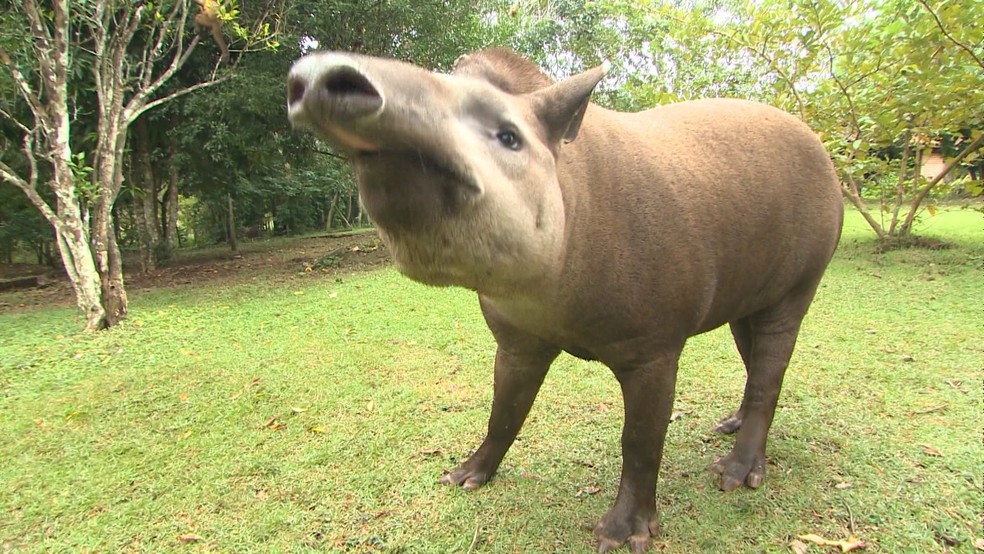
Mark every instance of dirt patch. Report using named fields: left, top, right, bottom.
left=0, top=230, right=391, bottom=314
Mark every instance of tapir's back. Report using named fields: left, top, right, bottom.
left=562, top=98, right=843, bottom=334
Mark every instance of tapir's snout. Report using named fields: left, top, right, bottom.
left=288, top=52, right=449, bottom=153
left=288, top=55, right=383, bottom=127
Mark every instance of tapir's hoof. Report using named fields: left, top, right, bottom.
left=709, top=451, right=767, bottom=491
left=593, top=510, right=659, bottom=553
left=713, top=411, right=743, bottom=434
left=438, top=465, right=492, bottom=490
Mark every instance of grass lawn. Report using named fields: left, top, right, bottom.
left=1, top=207, right=981, bottom=553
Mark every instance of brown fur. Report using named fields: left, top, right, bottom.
left=288, top=49, right=843, bottom=552
left=453, top=48, right=554, bottom=93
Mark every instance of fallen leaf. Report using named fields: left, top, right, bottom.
left=798, top=533, right=867, bottom=552
left=418, top=449, right=442, bottom=456
left=912, top=404, right=947, bottom=415
left=575, top=485, right=602, bottom=497
left=790, top=539, right=809, bottom=554
left=309, top=426, right=325, bottom=434
left=834, top=482, right=853, bottom=490
left=918, top=443, right=943, bottom=457
left=973, top=537, right=984, bottom=550
left=177, top=534, right=204, bottom=543
left=265, top=417, right=287, bottom=431
left=294, top=290, right=305, bottom=296
left=670, top=411, right=684, bottom=422
left=291, top=407, right=306, bottom=414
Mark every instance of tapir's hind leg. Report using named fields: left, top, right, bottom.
left=713, top=318, right=753, bottom=434
left=710, top=283, right=820, bottom=491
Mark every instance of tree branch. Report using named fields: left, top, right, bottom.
left=125, top=2, right=200, bottom=120
left=900, top=132, right=984, bottom=233
left=916, top=0, right=984, bottom=70
left=705, top=27, right=806, bottom=119
left=128, top=71, right=233, bottom=123
left=0, top=160, right=59, bottom=226
left=840, top=179, right=887, bottom=239
left=309, top=146, right=349, bottom=160
left=888, top=134, right=912, bottom=235
left=0, top=48, right=49, bottom=129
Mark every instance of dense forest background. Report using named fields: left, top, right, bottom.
left=1, top=0, right=981, bottom=329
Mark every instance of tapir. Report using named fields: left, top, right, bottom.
left=287, top=48, right=843, bottom=552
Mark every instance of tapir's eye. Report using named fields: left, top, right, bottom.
left=496, top=129, right=521, bottom=150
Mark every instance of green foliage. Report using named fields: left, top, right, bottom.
left=1, top=207, right=981, bottom=551
left=0, top=187, right=54, bottom=264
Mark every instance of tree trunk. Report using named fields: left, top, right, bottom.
left=226, top=193, right=239, bottom=254
left=51, top=162, right=106, bottom=330
left=0, top=0, right=107, bottom=331
left=91, top=131, right=129, bottom=328
left=164, top=139, right=180, bottom=253
left=91, top=197, right=127, bottom=327
left=163, top=113, right=180, bottom=255
left=326, top=192, right=339, bottom=230
left=133, top=117, right=160, bottom=273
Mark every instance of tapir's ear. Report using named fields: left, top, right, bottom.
left=531, top=62, right=608, bottom=145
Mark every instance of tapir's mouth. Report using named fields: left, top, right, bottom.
left=356, top=149, right=481, bottom=196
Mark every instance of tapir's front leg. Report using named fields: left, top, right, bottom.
left=596, top=352, right=680, bottom=554
left=440, top=341, right=559, bottom=489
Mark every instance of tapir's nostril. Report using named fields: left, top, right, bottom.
left=323, top=67, right=380, bottom=99
left=287, top=78, right=306, bottom=106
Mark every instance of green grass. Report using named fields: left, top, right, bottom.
left=2, top=207, right=982, bottom=553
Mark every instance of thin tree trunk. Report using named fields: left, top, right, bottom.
left=326, top=192, right=338, bottom=230
left=226, top=193, right=239, bottom=254
left=900, top=133, right=984, bottom=235
left=164, top=128, right=180, bottom=254
left=345, top=193, right=354, bottom=228
left=888, top=140, right=911, bottom=236
left=161, top=112, right=180, bottom=255
left=133, top=117, right=159, bottom=272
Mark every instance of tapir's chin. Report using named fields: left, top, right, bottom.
left=354, top=149, right=482, bottom=231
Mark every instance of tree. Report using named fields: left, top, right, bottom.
left=0, top=0, right=280, bottom=330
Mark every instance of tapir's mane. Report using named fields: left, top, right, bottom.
left=452, top=48, right=554, bottom=94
